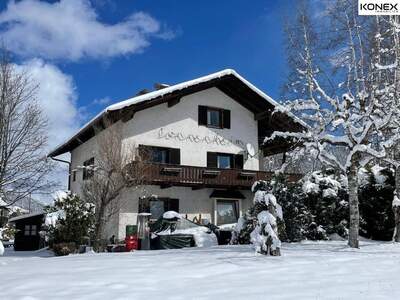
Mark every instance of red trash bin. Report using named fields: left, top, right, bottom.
left=125, top=235, right=138, bottom=251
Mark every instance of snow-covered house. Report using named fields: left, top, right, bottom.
left=48, top=69, right=304, bottom=240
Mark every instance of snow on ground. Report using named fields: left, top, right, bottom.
left=1, top=241, right=400, bottom=300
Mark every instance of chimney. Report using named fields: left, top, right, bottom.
left=154, top=83, right=170, bottom=90
left=136, top=88, right=151, bottom=96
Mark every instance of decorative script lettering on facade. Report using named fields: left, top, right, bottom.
left=157, top=127, right=246, bottom=148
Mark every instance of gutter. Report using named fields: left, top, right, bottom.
left=49, top=156, right=71, bottom=191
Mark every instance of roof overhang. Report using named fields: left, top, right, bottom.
left=48, top=69, right=306, bottom=157
left=8, top=212, right=44, bottom=223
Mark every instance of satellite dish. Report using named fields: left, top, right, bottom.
left=246, top=143, right=256, bottom=157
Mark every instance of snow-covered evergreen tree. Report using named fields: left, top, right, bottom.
left=245, top=181, right=282, bottom=255
left=44, top=192, right=95, bottom=247
left=302, top=170, right=349, bottom=239
left=267, top=174, right=310, bottom=242
left=358, top=166, right=395, bottom=240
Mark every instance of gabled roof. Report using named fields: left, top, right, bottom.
left=48, top=69, right=305, bottom=157
left=8, top=212, right=44, bottom=223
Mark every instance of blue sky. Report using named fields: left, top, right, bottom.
left=0, top=0, right=295, bottom=124
left=69, top=0, right=294, bottom=109
left=0, top=0, right=296, bottom=195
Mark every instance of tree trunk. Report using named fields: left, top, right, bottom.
left=348, top=161, right=359, bottom=248
left=94, top=202, right=106, bottom=246
left=394, top=206, right=400, bottom=242
left=393, top=167, right=400, bottom=242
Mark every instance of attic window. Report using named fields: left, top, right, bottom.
left=198, top=106, right=230, bottom=129
left=207, top=108, right=221, bottom=127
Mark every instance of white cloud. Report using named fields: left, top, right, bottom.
left=15, top=59, right=80, bottom=150
left=0, top=0, right=171, bottom=61
left=14, top=59, right=80, bottom=200
left=92, top=96, right=111, bottom=106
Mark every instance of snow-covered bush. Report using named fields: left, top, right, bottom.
left=302, top=170, right=349, bottom=239
left=233, top=168, right=396, bottom=244
left=44, top=192, right=95, bottom=250
left=358, top=166, right=395, bottom=241
left=0, top=223, right=17, bottom=241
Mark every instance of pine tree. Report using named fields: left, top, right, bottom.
left=249, top=181, right=282, bottom=255
left=44, top=192, right=95, bottom=247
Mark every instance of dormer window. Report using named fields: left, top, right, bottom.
left=199, top=106, right=230, bottom=129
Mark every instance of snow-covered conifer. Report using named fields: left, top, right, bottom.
left=249, top=181, right=282, bottom=256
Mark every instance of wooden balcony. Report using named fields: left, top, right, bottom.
left=135, top=162, right=302, bottom=190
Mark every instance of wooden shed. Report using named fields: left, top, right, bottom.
left=8, top=213, right=45, bottom=251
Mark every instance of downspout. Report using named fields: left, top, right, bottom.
left=49, top=157, right=72, bottom=191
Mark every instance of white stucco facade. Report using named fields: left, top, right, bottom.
left=122, top=87, right=260, bottom=169
left=69, top=87, right=264, bottom=240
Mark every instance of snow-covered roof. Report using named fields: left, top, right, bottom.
left=8, top=212, right=44, bottom=223
left=48, top=69, right=305, bottom=157
left=105, top=69, right=280, bottom=111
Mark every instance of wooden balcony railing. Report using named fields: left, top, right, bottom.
left=135, top=162, right=302, bottom=190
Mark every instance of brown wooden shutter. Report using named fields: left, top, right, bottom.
left=207, top=152, right=217, bottom=168
left=169, top=148, right=181, bottom=165
left=223, top=109, right=231, bottom=129
left=234, top=154, right=244, bottom=169
left=198, top=105, right=207, bottom=126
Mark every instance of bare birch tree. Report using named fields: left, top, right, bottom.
left=0, top=48, right=53, bottom=205
left=81, top=122, right=149, bottom=243
left=271, top=0, right=400, bottom=248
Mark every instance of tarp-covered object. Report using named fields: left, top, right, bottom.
left=150, top=211, right=218, bottom=249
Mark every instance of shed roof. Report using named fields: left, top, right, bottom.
left=8, top=212, right=44, bottom=223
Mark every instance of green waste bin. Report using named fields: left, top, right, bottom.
left=126, top=225, right=137, bottom=237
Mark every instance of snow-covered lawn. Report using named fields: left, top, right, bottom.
left=1, top=241, right=400, bottom=300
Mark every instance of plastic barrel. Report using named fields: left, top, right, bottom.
left=126, top=225, right=137, bottom=237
